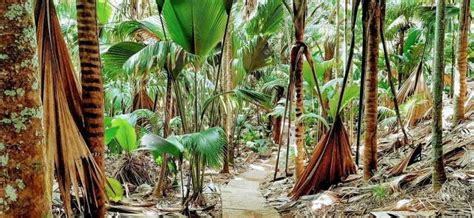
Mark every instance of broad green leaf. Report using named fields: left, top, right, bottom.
left=97, top=0, right=112, bottom=24
left=141, top=134, right=184, bottom=157
left=303, top=59, right=335, bottom=92
left=105, top=126, right=119, bottom=145
left=111, top=118, right=137, bottom=153
left=105, top=177, right=124, bottom=202
left=162, top=0, right=227, bottom=59
left=329, top=84, right=360, bottom=118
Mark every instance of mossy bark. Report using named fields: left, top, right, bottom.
left=453, top=0, right=470, bottom=123
left=0, top=0, right=49, bottom=215
left=432, top=0, right=447, bottom=192
left=363, top=0, right=381, bottom=181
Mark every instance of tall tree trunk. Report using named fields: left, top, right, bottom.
left=76, top=0, right=106, bottom=215
left=453, top=0, right=470, bottom=123
left=432, top=0, right=447, bottom=191
left=363, top=0, right=381, bottom=181
left=0, top=1, right=49, bottom=215
left=293, top=0, right=306, bottom=179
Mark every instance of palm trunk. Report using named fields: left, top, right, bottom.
left=322, top=41, right=335, bottom=118
left=0, top=1, right=49, bottom=215
left=397, top=30, right=405, bottom=89
left=453, top=0, right=470, bottom=123
left=363, top=0, right=381, bottom=181
left=76, top=0, right=106, bottom=214
left=293, top=0, right=307, bottom=179
left=432, top=0, right=447, bottom=191
left=153, top=74, right=173, bottom=197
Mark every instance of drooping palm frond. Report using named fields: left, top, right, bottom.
left=245, top=0, right=284, bottom=36
left=235, top=35, right=274, bottom=75
left=141, top=134, right=184, bottom=158
left=416, top=5, right=459, bottom=27
left=112, top=16, right=164, bottom=40
left=296, top=113, right=329, bottom=129
left=35, top=0, right=104, bottom=215
left=162, top=0, right=228, bottom=59
left=201, top=88, right=272, bottom=118
left=397, top=68, right=432, bottom=127
left=182, top=127, right=227, bottom=167
left=261, top=78, right=288, bottom=95
left=102, top=41, right=146, bottom=79
left=234, top=88, right=273, bottom=110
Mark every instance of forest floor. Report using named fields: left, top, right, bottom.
left=261, top=97, right=474, bottom=216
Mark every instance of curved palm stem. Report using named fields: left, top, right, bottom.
left=380, top=15, right=409, bottom=143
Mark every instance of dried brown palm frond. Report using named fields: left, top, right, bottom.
left=388, top=143, right=422, bottom=176
left=289, top=116, right=357, bottom=200
left=132, top=88, right=154, bottom=111
left=35, top=0, right=105, bottom=215
left=397, top=69, right=432, bottom=127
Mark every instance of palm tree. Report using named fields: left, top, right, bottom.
left=0, top=1, right=49, bottom=216
left=363, top=0, right=382, bottom=181
left=76, top=0, right=106, bottom=214
left=431, top=0, right=447, bottom=192
left=453, top=0, right=470, bottom=123
left=293, top=0, right=307, bottom=179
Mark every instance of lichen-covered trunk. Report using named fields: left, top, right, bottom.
left=293, top=0, right=306, bottom=179
left=0, top=0, right=49, bottom=215
left=432, top=0, right=447, bottom=192
left=76, top=0, right=106, bottom=215
left=363, top=0, right=381, bottom=181
left=453, top=0, right=470, bottom=123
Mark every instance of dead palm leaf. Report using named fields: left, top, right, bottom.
left=35, top=0, right=105, bottom=215
left=397, top=68, right=432, bottom=127
left=388, top=143, right=422, bottom=176
left=289, top=116, right=357, bottom=199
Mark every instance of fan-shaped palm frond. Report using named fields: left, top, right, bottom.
left=245, top=0, right=284, bottom=36
left=113, top=16, right=164, bottom=40
left=102, top=42, right=146, bottom=79
left=162, top=0, right=228, bottom=60
left=182, top=127, right=227, bottom=167
left=235, top=35, right=274, bottom=75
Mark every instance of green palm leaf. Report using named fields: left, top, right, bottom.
left=245, top=0, right=284, bottom=36
left=102, top=42, right=145, bottom=78
left=182, top=127, right=227, bottom=167
left=162, top=0, right=228, bottom=59
left=141, top=134, right=184, bottom=158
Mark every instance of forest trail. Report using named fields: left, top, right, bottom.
left=221, top=156, right=280, bottom=218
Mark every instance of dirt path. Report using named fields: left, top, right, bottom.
left=221, top=156, right=280, bottom=217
